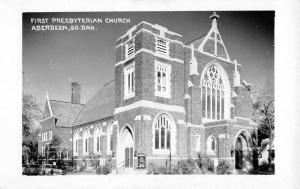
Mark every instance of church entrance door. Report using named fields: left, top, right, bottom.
left=235, top=138, right=243, bottom=169
left=119, top=126, right=134, bottom=169
left=235, top=133, right=249, bottom=170
left=125, top=147, right=133, bottom=168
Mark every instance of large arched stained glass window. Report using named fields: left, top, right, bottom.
left=201, top=66, right=225, bottom=120
left=154, top=114, right=171, bottom=150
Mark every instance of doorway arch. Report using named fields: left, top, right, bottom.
left=234, top=130, right=251, bottom=170
left=118, top=125, right=134, bottom=169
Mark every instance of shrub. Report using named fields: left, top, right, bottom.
left=179, top=158, right=197, bottom=174
left=147, top=157, right=218, bottom=175
left=147, top=162, right=173, bottom=174
left=78, top=164, right=86, bottom=172
left=195, top=154, right=214, bottom=174
left=170, top=164, right=180, bottom=174
left=259, top=161, right=274, bottom=172
left=96, top=166, right=102, bottom=174
left=217, top=160, right=230, bottom=174
left=102, top=162, right=111, bottom=175
left=206, top=159, right=214, bottom=172
left=96, top=160, right=112, bottom=175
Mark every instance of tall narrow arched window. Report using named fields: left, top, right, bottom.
left=107, top=124, right=114, bottom=154
left=94, top=126, right=103, bottom=154
left=201, top=65, right=226, bottom=120
left=206, top=135, right=217, bottom=155
left=73, top=130, right=80, bottom=156
left=154, top=114, right=171, bottom=150
left=82, top=128, right=90, bottom=155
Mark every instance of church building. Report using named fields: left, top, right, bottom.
left=39, top=12, right=257, bottom=173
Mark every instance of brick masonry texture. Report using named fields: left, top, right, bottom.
left=38, top=20, right=257, bottom=171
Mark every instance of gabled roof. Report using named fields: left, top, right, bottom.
left=198, top=18, right=231, bottom=61
left=185, top=34, right=207, bottom=49
left=73, top=80, right=115, bottom=126
left=42, top=92, right=53, bottom=119
left=49, top=100, right=83, bottom=127
left=187, top=14, right=231, bottom=62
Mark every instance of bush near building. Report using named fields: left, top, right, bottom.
left=147, top=155, right=231, bottom=175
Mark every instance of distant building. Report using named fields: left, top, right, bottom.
left=39, top=12, right=257, bottom=172
left=38, top=82, right=83, bottom=163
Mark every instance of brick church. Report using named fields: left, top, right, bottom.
left=38, top=12, right=257, bottom=173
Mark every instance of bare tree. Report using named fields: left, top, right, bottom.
left=22, top=94, right=42, bottom=164
left=242, top=79, right=274, bottom=170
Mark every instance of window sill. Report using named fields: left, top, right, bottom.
left=206, top=151, right=216, bottom=156
left=155, top=52, right=170, bottom=60
left=154, top=91, right=171, bottom=99
left=124, top=93, right=135, bottom=100
left=124, top=55, right=134, bottom=63
left=202, top=118, right=228, bottom=123
left=153, top=149, right=174, bottom=155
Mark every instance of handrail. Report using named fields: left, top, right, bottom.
left=116, top=159, right=131, bottom=174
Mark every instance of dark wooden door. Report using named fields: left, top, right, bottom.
left=235, top=138, right=243, bottom=169
left=129, top=147, right=133, bottom=167
left=125, top=147, right=133, bottom=168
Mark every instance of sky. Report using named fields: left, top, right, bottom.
left=23, top=11, right=274, bottom=104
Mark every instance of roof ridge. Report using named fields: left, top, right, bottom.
left=104, top=79, right=115, bottom=86
left=185, top=34, right=207, bottom=45
left=73, top=80, right=115, bottom=126
left=50, top=99, right=84, bottom=105
left=72, top=102, right=86, bottom=127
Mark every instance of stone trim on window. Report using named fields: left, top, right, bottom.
left=206, top=135, right=217, bottom=155
left=152, top=112, right=176, bottom=155
left=106, top=124, right=114, bottom=155
left=93, top=126, right=104, bottom=155
left=155, top=37, right=169, bottom=56
left=154, top=61, right=171, bottom=98
left=82, top=128, right=90, bottom=156
left=195, top=135, right=201, bottom=153
left=125, top=38, right=135, bottom=58
left=124, top=62, right=135, bottom=100
left=73, top=130, right=80, bottom=156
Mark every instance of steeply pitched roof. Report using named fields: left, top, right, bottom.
left=73, top=80, right=115, bottom=126
left=185, top=34, right=207, bottom=49
left=49, top=100, right=83, bottom=127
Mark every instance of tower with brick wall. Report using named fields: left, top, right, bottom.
left=69, top=13, right=257, bottom=172
left=113, top=13, right=257, bottom=170
left=115, top=21, right=189, bottom=167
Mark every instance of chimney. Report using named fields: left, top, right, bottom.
left=71, top=82, right=81, bottom=104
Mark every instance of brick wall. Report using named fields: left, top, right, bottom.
left=115, top=29, right=185, bottom=108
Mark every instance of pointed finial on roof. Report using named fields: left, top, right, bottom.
left=46, top=91, right=49, bottom=99
left=210, top=12, right=219, bottom=27
left=234, top=59, right=238, bottom=72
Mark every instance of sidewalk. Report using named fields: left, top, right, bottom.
left=66, top=168, right=96, bottom=175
